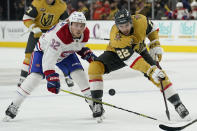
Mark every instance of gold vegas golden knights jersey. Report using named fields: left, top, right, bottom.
left=106, top=14, right=159, bottom=53
left=24, top=0, right=67, bottom=31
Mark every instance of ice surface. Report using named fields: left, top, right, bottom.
left=0, top=48, right=197, bottom=131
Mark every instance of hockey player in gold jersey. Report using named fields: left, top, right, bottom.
left=19, top=0, right=74, bottom=87
left=88, top=9, right=190, bottom=122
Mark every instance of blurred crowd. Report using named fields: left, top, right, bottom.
left=0, top=0, right=197, bottom=20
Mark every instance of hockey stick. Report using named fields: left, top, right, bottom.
left=159, top=118, right=197, bottom=130
left=90, top=37, right=110, bottom=41
left=157, top=62, right=170, bottom=120
left=160, top=79, right=170, bottom=121
left=60, top=89, right=172, bottom=124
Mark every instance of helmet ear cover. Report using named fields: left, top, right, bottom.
left=114, top=8, right=132, bottom=25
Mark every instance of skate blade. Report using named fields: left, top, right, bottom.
left=2, top=116, right=12, bottom=122
left=96, top=117, right=103, bottom=123
left=183, top=115, right=192, bottom=121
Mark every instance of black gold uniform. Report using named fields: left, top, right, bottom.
left=89, top=14, right=171, bottom=88
left=23, top=0, right=68, bottom=56
left=88, top=14, right=171, bottom=97
left=88, top=10, right=190, bottom=120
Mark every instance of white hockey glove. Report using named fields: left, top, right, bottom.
left=29, top=24, right=42, bottom=38
left=147, top=65, right=165, bottom=84
left=148, top=40, right=163, bottom=62
left=32, top=27, right=42, bottom=38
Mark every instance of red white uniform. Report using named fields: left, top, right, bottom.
left=36, top=21, right=89, bottom=73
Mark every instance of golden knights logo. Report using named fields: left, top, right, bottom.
left=41, top=13, right=54, bottom=26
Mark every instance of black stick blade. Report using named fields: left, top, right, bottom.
left=159, top=124, right=183, bottom=131
left=159, top=119, right=197, bottom=131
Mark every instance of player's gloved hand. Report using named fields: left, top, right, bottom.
left=32, top=27, right=42, bottom=38
left=148, top=40, right=163, bottom=62
left=82, top=52, right=97, bottom=63
left=45, top=72, right=60, bottom=94
left=78, top=47, right=97, bottom=63
left=147, top=65, right=165, bottom=84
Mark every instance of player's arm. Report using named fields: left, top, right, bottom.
left=114, top=44, right=164, bottom=84
left=146, top=19, right=163, bottom=62
left=42, top=39, right=62, bottom=94
left=77, top=47, right=97, bottom=63
left=22, top=4, right=42, bottom=38
left=59, top=10, right=69, bottom=21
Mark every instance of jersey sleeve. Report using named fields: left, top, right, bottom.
left=146, top=19, right=159, bottom=36
left=24, top=5, right=38, bottom=18
left=42, top=39, right=63, bottom=74
left=23, top=4, right=38, bottom=28
left=59, top=10, right=69, bottom=20
left=146, top=19, right=160, bottom=42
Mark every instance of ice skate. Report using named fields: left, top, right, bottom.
left=65, top=77, right=74, bottom=87
left=92, top=102, right=105, bottom=123
left=3, top=103, right=19, bottom=122
left=175, top=103, right=191, bottom=121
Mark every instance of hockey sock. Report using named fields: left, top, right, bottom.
left=168, top=93, right=182, bottom=107
left=14, top=73, right=42, bottom=107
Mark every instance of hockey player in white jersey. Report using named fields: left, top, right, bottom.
left=3, top=12, right=97, bottom=121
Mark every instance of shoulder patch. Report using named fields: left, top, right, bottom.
left=56, top=24, right=73, bottom=44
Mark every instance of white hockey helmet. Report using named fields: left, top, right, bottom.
left=68, top=11, right=86, bottom=25
left=176, top=2, right=183, bottom=8
left=191, top=1, right=197, bottom=7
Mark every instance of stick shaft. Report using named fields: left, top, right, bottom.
left=157, top=62, right=170, bottom=120
left=90, top=37, right=109, bottom=40
left=61, top=89, right=158, bottom=121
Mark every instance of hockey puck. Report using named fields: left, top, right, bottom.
left=109, top=89, right=116, bottom=96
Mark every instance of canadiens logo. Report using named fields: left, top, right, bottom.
left=40, top=8, right=46, bottom=12
left=115, top=33, right=121, bottom=40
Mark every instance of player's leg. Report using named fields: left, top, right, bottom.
left=140, top=49, right=190, bottom=119
left=56, top=54, right=93, bottom=110
left=88, top=51, right=126, bottom=122
left=17, top=32, right=39, bottom=87
left=150, top=71, right=189, bottom=119
left=4, top=51, right=44, bottom=121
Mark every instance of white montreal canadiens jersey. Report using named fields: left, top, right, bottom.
left=35, top=21, right=90, bottom=72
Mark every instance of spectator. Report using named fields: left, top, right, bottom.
left=107, top=1, right=118, bottom=20
left=155, top=1, right=167, bottom=19
left=103, top=0, right=110, bottom=19
left=190, top=0, right=197, bottom=19
left=77, top=0, right=89, bottom=18
left=182, top=0, right=192, bottom=12
left=14, top=0, right=25, bottom=20
left=117, top=0, right=128, bottom=10
left=67, top=1, right=76, bottom=15
left=173, top=2, right=189, bottom=19
left=92, top=0, right=105, bottom=20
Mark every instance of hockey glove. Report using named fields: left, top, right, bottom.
left=45, top=71, right=60, bottom=94
left=32, top=27, right=42, bottom=38
left=77, top=47, right=97, bottom=63
left=147, top=65, right=165, bottom=84
left=148, top=40, right=163, bottom=62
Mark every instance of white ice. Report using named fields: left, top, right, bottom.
left=0, top=48, right=197, bottom=131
